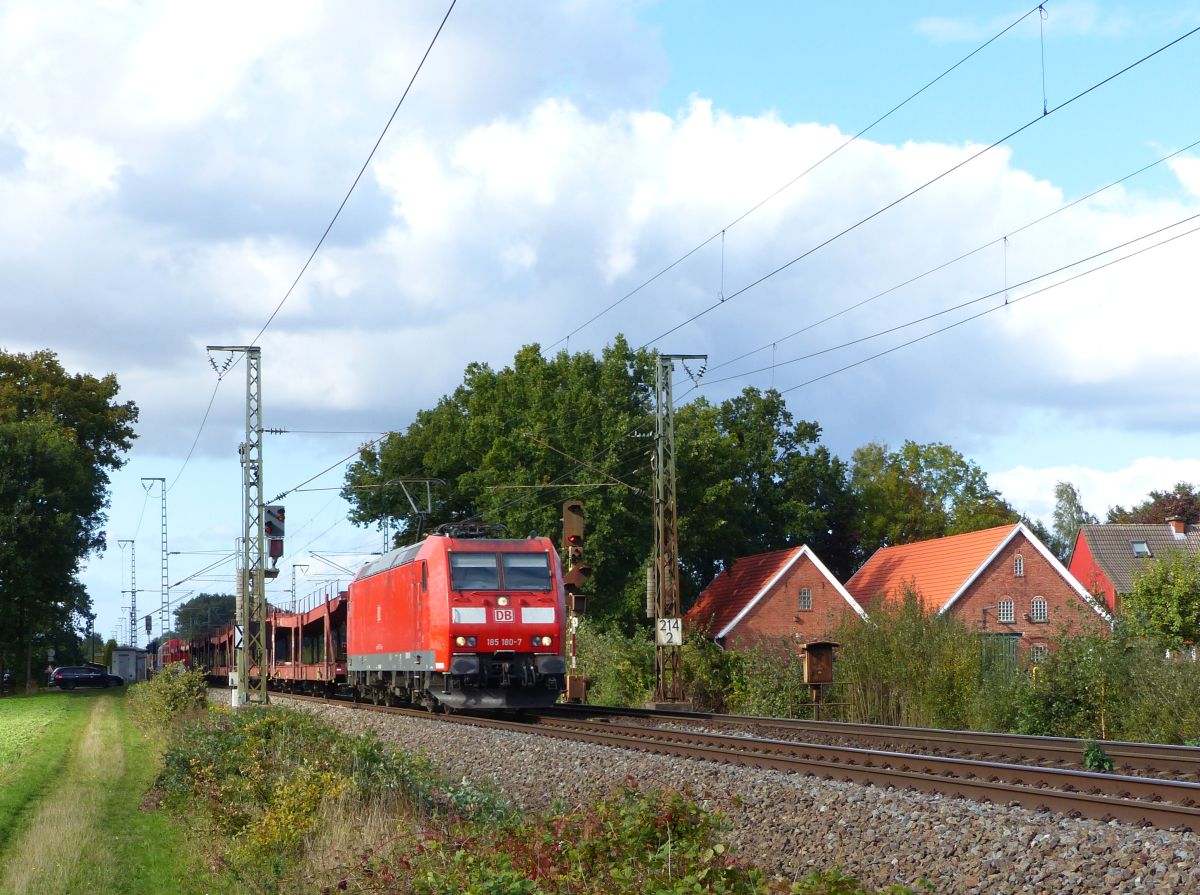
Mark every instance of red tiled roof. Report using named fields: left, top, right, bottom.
left=684, top=547, right=800, bottom=635
left=845, top=524, right=1016, bottom=612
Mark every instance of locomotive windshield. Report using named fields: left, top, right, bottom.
left=501, top=553, right=552, bottom=590
left=449, top=551, right=552, bottom=591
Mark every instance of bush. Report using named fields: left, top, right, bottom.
left=126, top=662, right=208, bottom=735
left=833, top=588, right=983, bottom=728
left=574, top=619, right=656, bottom=706
left=727, top=641, right=815, bottom=718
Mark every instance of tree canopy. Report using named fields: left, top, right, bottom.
left=342, top=341, right=1018, bottom=631
left=1107, top=482, right=1200, bottom=526
left=1124, top=550, right=1200, bottom=648
left=0, top=349, right=138, bottom=680
left=849, top=440, right=1016, bottom=558
left=174, top=593, right=237, bottom=639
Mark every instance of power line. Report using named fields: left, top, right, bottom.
left=165, top=2, right=455, bottom=496
left=638, top=22, right=1200, bottom=350
left=704, top=134, right=1200, bottom=378
left=775, top=218, right=1200, bottom=396
left=544, top=3, right=1045, bottom=352
left=249, top=0, right=457, bottom=348
left=699, top=210, right=1200, bottom=389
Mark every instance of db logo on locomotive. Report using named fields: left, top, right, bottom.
left=494, top=608, right=515, bottom=622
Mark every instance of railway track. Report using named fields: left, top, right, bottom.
left=538, top=703, right=1200, bottom=779
left=274, top=692, right=1200, bottom=831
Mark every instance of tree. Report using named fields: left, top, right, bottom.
left=1108, top=482, right=1200, bottom=526
left=675, top=388, right=857, bottom=590
left=174, top=594, right=236, bottom=638
left=849, top=440, right=1016, bottom=557
left=1049, top=481, right=1097, bottom=562
left=1124, top=550, right=1200, bottom=648
left=0, top=350, right=138, bottom=681
left=344, top=338, right=657, bottom=629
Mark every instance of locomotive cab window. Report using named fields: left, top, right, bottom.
left=449, top=551, right=553, bottom=591
left=502, top=553, right=552, bottom=591
left=450, top=553, right=500, bottom=590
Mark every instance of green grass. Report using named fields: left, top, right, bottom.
left=0, top=690, right=229, bottom=895
left=0, top=693, right=88, bottom=853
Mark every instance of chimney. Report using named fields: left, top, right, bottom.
left=1168, top=516, right=1186, bottom=537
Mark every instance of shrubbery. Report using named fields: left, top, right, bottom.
left=580, top=587, right=1200, bottom=745
left=158, top=704, right=908, bottom=894
left=126, top=662, right=208, bottom=736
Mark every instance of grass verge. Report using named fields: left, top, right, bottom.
left=0, top=692, right=88, bottom=856
left=0, top=688, right=225, bottom=895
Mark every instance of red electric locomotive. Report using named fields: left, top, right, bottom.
left=347, top=524, right=567, bottom=709
left=156, top=637, right=188, bottom=672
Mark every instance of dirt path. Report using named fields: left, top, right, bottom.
left=0, top=696, right=125, bottom=895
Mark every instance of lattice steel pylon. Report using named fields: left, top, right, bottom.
left=653, top=353, right=705, bottom=703
left=209, top=345, right=268, bottom=706
left=119, top=539, right=136, bottom=648
left=141, top=478, right=168, bottom=641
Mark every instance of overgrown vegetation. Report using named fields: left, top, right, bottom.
left=158, top=704, right=909, bottom=894
left=578, top=591, right=1200, bottom=746
left=126, top=662, right=208, bottom=738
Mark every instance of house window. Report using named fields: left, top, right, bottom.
left=1030, top=644, right=1049, bottom=664
left=798, top=588, right=812, bottom=611
left=1131, top=540, right=1152, bottom=558
left=997, top=600, right=1015, bottom=624
left=1030, top=597, right=1048, bottom=623
left=1014, top=554, right=1024, bottom=577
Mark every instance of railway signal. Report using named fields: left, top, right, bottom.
left=561, top=499, right=592, bottom=594
left=265, top=504, right=285, bottom=562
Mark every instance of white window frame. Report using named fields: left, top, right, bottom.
left=1030, top=596, right=1048, bottom=623
left=1131, top=540, right=1152, bottom=558
left=997, top=599, right=1015, bottom=624
left=798, top=587, right=812, bottom=611
left=1014, top=554, right=1024, bottom=577
left=1030, top=644, right=1049, bottom=664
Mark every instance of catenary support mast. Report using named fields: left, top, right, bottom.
left=652, top=353, right=705, bottom=703
left=208, top=345, right=269, bottom=706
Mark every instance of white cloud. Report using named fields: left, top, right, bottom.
left=994, top=457, right=1200, bottom=523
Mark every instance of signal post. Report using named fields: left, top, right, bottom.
left=561, top=499, right=591, bottom=702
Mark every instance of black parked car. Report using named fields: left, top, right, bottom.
left=50, top=666, right=116, bottom=690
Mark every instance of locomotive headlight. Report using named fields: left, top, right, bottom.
left=497, top=595, right=510, bottom=607
left=467, top=636, right=477, bottom=647
left=455, top=636, right=467, bottom=646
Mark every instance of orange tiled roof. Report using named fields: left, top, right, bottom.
left=845, top=524, right=1016, bottom=612
left=684, top=547, right=800, bottom=636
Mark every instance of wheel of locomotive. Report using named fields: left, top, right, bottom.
left=371, top=687, right=384, bottom=706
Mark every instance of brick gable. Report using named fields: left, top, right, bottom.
left=946, top=531, right=1109, bottom=653
left=723, top=552, right=860, bottom=651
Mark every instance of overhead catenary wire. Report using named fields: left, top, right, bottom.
left=703, top=134, right=1200, bottom=378
left=638, top=22, right=1200, bottom=351
left=163, top=2, right=455, bottom=497
left=696, top=210, right=1200, bottom=389
left=774, top=218, right=1200, bottom=397
left=544, top=3, right=1046, bottom=352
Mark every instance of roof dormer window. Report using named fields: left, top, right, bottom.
left=1131, top=541, right=1152, bottom=558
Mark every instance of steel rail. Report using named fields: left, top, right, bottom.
left=273, top=693, right=1200, bottom=830
left=541, top=704, right=1200, bottom=777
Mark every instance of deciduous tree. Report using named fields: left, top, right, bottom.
left=1125, top=550, right=1200, bottom=648
left=849, top=440, right=1016, bottom=557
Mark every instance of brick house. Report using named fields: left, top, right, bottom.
left=845, top=522, right=1111, bottom=662
left=684, top=545, right=868, bottom=650
left=1068, top=519, right=1200, bottom=614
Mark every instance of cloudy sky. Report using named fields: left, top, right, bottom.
left=4, top=1, right=1199, bottom=645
